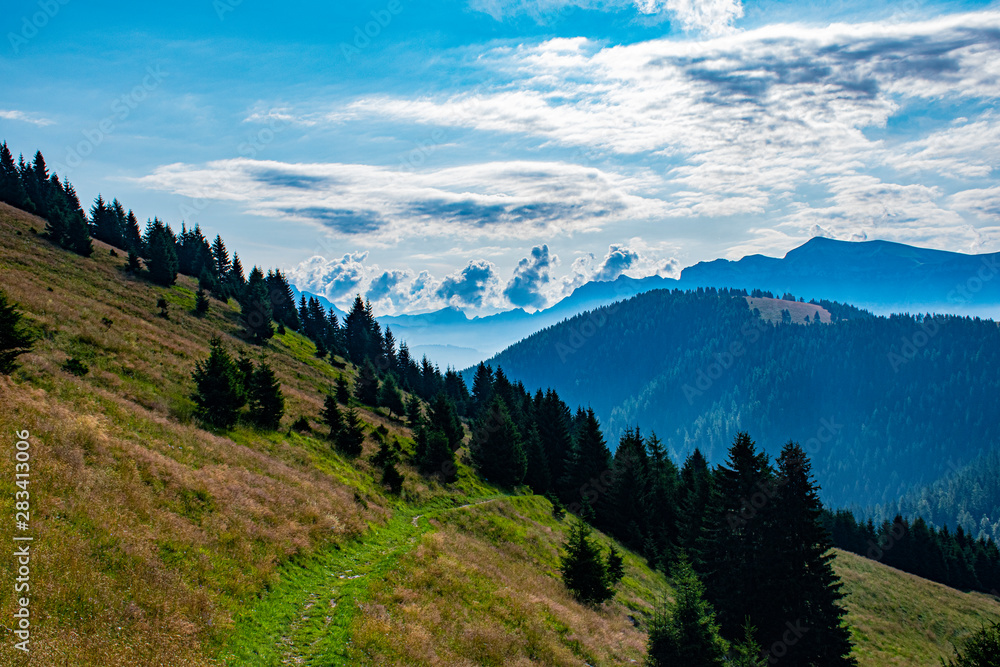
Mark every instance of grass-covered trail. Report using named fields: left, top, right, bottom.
left=220, top=497, right=500, bottom=666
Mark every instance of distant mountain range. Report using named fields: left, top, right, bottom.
left=292, top=238, right=1000, bottom=368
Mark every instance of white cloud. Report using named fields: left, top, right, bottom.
left=134, top=158, right=670, bottom=241
left=0, top=110, right=55, bottom=127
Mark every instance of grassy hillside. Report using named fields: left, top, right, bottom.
left=745, top=296, right=831, bottom=324
left=0, top=202, right=997, bottom=665
left=834, top=549, right=1000, bottom=666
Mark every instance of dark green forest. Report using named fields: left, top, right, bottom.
left=481, top=288, right=1000, bottom=522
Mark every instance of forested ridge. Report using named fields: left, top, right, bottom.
left=482, top=287, right=1000, bottom=518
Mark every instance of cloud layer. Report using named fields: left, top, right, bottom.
left=135, top=158, right=667, bottom=241
left=337, top=12, right=1000, bottom=254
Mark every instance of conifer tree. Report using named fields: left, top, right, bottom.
left=355, top=359, right=380, bottom=406
left=706, top=432, right=778, bottom=638
left=604, top=427, right=650, bottom=547
left=559, top=408, right=611, bottom=508
left=191, top=338, right=245, bottom=429
left=336, top=407, right=365, bottom=456
left=405, top=393, right=422, bottom=424
left=143, top=218, right=178, bottom=286
left=0, top=289, right=34, bottom=375
left=266, top=269, right=299, bottom=330
left=211, top=235, right=230, bottom=283
left=646, top=558, right=728, bottom=667
left=944, top=620, right=1000, bottom=667
left=0, top=142, right=32, bottom=210
left=194, top=288, right=210, bottom=316
left=559, top=520, right=616, bottom=604
left=769, top=442, right=856, bottom=665
left=123, top=210, right=142, bottom=254
left=523, top=424, right=552, bottom=494
left=240, top=266, right=273, bottom=344
left=228, top=253, right=247, bottom=301
left=471, top=362, right=494, bottom=417
left=335, top=374, right=351, bottom=405
left=419, top=428, right=457, bottom=481
left=677, top=449, right=717, bottom=574
left=126, top=248, right=142, bottom=273
left=379, top=374, right=405, bottom=418
left=320, top=393, right=344, bottom=441
left=247, top=361, right=284, bottom=430
left=429, top=392, right=463, bottom=449
left=470, top=396, right=526, bottom=488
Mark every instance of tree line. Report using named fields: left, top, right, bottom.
left=823, top=508, right=1000, bottom=596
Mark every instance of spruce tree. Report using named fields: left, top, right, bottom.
left=355, top=359, right=380, bottom=406
left=379, top=374, right=405, bottom=418
left=470, top=362, right=494, bottom=417
left=0, top=142, right=32, bottom=210
left=0, top=289, right=34, bottom=374
left=211, top=235, right=230, bottom=283
left=336, top=407, right=365, bottom=457
left=429, top=392, right=463, bottom=449
left=247, top=361, right=284, bottom=430
left=191, top=338, right=245, bottom=429
left=266, top=269, right=299, bottom=330
left=523, top=424, right=552, bottom=494
left=335, top=374, right=351, bottom=404
left=194, top=288, right=210, bottom=316
left=143, top=218, right=178, bottom=286
left=769, top=442, right=856, bottom=665
left=646, top=558, right=728, bottom=667
left=420, top=428, right=457, bottom=482
left=240, top=266, right=273, bottom=344
left=559, top=520, right=616, bottom=604
left=469, top=396, right=526, bottom=488
left=559, top=408, right=612, bottom=509
left=228, top=253, right=247, bottom=301
left=706, top=432, right=778, bottom=638
left=321, top=393, right=344, bottom=441
left=405, top=393, right=422, bottom=425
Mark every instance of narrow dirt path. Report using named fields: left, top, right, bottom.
left=221, top=496, right=501, bottom=666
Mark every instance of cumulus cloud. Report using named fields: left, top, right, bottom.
left=135, top=158, right=667, bottom=241
left=436, top=260, right=503, bottom=309
left=504, top=245, right=557, bottom=308
left=558, top=241, right=680, bottom=298
left=286, top=251, right=371, bottom=302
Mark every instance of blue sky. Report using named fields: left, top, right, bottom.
left=2, top=0, right=999, bottom=314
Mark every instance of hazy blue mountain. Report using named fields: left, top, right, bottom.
left=291, top=238, right=1000, bottom=368
left=681, top=237, right=1000, bottom=317
left=480, top=288, right=1000, bottom=511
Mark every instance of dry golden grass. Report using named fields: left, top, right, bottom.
left=0, top=205, right=391, bottom=665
